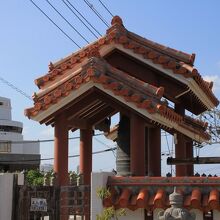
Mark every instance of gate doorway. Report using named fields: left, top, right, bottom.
left=13, top=185, right=90, bottom=220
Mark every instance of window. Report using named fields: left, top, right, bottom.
left=0, top=142, right=11, bottom=153
left=0, top=125, right=22, bottom=133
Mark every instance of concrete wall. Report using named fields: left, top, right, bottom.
left=0, top=131, right=23, bottom=142
left=91, top=172, right=113, bottom=220
left=0, top=96, right=11, bottom=120
left=90, top=172, right=145, bottom=220
left=119, top=209, right=144, bottom=220
left=213, top=210, right=220, bottom=220
left=0, top=173, right=14, bottom=220
left=0, top=135, right=40, bottom=154
left=0, top=173, right=24, bottom=220
left=23, top=141, right=40, bottom=154
left=190, top=209, right=203, bottom=220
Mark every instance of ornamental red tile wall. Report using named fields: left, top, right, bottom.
left=104, top=176, right=220, bottom=212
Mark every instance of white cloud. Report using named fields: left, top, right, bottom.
left=203, top=75, right=220, bottom=93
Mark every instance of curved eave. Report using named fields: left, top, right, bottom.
left=103, top=44, right=217, bottom=110
left=28, top=82, right=209, bottom=143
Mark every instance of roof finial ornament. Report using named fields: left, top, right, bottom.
left=49, top=62, right=54, bottom=71
left=111, top=15, right=123, bottom=26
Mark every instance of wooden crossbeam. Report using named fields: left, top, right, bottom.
left=68, top=118, right=92, bottom=130
left=167, top=157, right=220, bottom=165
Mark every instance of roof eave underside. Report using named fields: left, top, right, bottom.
left=27, top=81, right=209, bottom=144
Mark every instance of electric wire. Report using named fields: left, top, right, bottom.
left=98, top=0, right=114, bottom=17
left=82, top=0, right=110, bottom=27
left=0, top=76, right=32, bottom=101
left=0, top=147, right=117, bottom=163
left=0, top=133, right=104, bottom=144
left=62, top=0, right=101, bottom=38
left=94, top=137, right=116, bottom=157
left=65, top=0, right=102, bottom=36
left=28, top=0, right=81, bottom=48
left=45, top=0, right=90, bottom=44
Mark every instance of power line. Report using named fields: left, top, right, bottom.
left=62, top=0, right=101, bottom=38
left=94, top=137, right=116, bottom=157
left=0, top=147, right=117, bottom=163
left=28, top=0, right=81, bottom=48
left=82, top=0, right=110, bottom=27
left=65, top=0, right=102, bottom=37
left=0, top=133, right=104, bottom=144
left=0, top=76, right=32, bottom=101
left=45, top=0, right=89, bottom=44
left=98, top=0, right=114, bottom=17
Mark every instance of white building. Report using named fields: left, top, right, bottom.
left=0, top=96, right=40, bottom=171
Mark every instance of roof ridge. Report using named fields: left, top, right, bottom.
left=127, top=30, right=195, bottom=65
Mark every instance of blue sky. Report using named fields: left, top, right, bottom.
left=0, top=1, right=220, bottom=174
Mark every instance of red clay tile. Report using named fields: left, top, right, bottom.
left=137, top=188, right=148, bottom=208
left=104, top=177, right=220, bottom=212
left=111, top=15, right=123, bottom=26
left=154, top=188, right=165, bottom=208
left=208, top=189, right=219, bottom=210
left=191, top=188, right=201, bottom=208
left=118, top=188, right=132, bottom=208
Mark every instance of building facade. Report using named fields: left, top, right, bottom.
left=0, top=96, right=40, bottom=171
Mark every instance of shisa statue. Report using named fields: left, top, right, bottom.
left=158, top=188, right=195, bottom=220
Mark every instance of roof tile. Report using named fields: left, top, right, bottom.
left=208, top=189, right=219, bottom=209
left=118, top=188, right=131, bottom=208
left=137, top=188, right=148, bottom=208
left=31, top=16, right=219, bottom=108
left=105, top=176, right=220, bottom=211
left=25, top=58, right=210, bottom=142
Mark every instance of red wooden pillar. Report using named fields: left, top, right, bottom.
left=80, top=129, right=93, bottom=185
left=54, top=114, right=69, bottom=186
left=186, top=140, right=194, bottom=176
left=145, top=127, right=149, bottom=176
left=174, top=104, right=187, bottom=176
left=148, top=127, right=161, bottom=176
left=175, top=133, right=187, bottom=176
left=130, top=113, right=145, bottom=176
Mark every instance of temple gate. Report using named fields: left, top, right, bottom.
left=25, top=16, right=219, bottom=220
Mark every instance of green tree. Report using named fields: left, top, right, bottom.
left=26, top=169, right=44, bottom=186
left=96, top=187, right=126, bottom=220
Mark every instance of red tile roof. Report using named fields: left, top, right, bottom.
left=104, top=176, right=220, bottom=211
left=25, top=57, right=210, bottom=141
left=33, top=16, right=218, bottom=108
